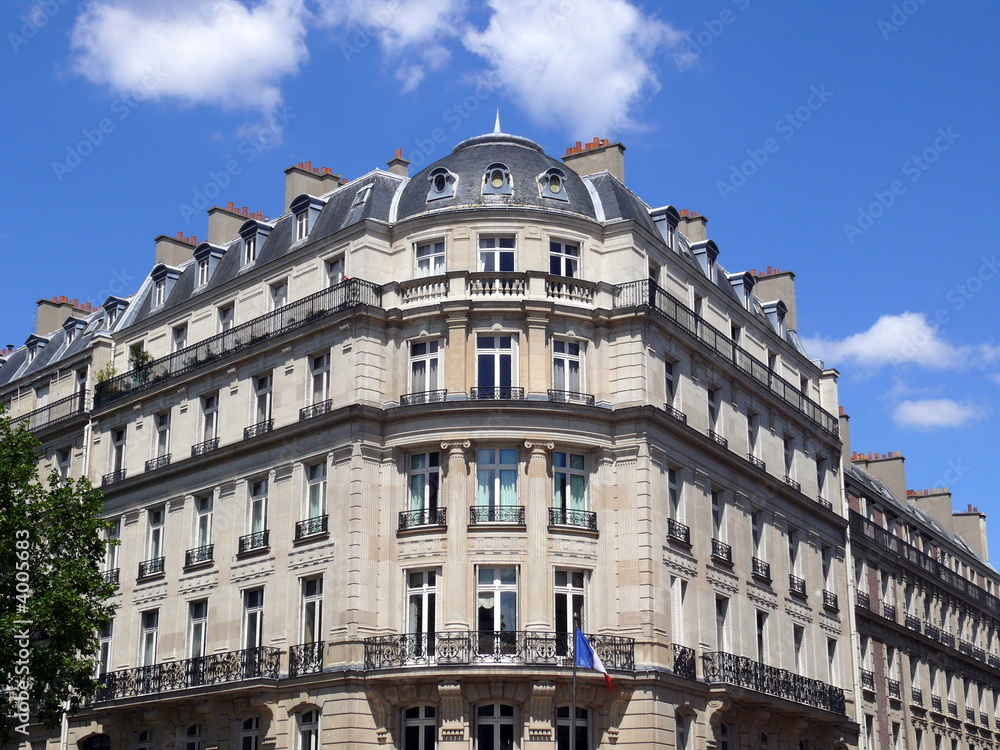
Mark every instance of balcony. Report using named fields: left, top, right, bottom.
left=184, top=544, right=214, bottom=568
left=11, top=390, right=89, bottom=433
left=974, top=647, right=985, bottom=662
left=856, top=591, right=870, bottom=609
left=137, top=557, right=165, bottom=580
left=664, top=404, right=687, bottom=424
left=190, top=438, right=219, bottom=457
left=547, top=389, right=595, bottom=406
left=398, top=508, right=447, bottom=531
left=981, top=712, right=990, bottom=728
left=818, top=496, right=833, bottom=511
left=882, top=603, right=896, bottom=621
left=784, top=476, right=801, bottom=492
left=948, top=700, right=958, bottom=717
left=95, top=278, right=382, bottom=407
left=711, top=538, right=733, bottom=565
left=238, top=530, right=269, bottom=554
left=822, top=590, right=839, bottom=611
left=289, top=641, right=324, bottom=677
left=469, top=387, right=525, bottom=400
left=94, top=646, right=280, bottom=702
left=888, top=679, right=901, bottom=699
left=905, top=614, right=921, bottom=632
left=789, top=574, right=807, bottom=597
left=102, top=469, right=127, bottom=487
left=751, top=557, right=771, bottom=583
left=300, top=399, right=334, bottom=420
left=672, top=644, right=696, bottom=680
left=966, top=707, right=975, bottom=722
left=747, top=454, right=766, bottom=471
left=667, top=518, right=690, bottom=545
left=708, top=430, right=728, bottom=448
left=294, top=515, right=329, bottom=541
left=548, top=507, right=598, bottom=531
left=244, top=419, right=274, bottom=440
left=363, top=631, right=634, bottom=673
left=931, top=694, right=942, bottom=712
left=924, top=622, right=940, bottom=641
left=860, top=670, right=875, bottom=691
left=102, top=568, right=120, bottom=587
left=940, top=632, right=955, bottom=649
left=470, top=506, right=525, bottom=525
left=400, top=390, right=448, bottom=407
left=911, top=687, right=923, bottom=705
left=469, top=274, right=527, bottom=298
left=544, top=276, right=596, bottom=304
left=702, top=651, right=845, bottom=714
left=991, top=655, right=1000, bottom=670
left=959, top=639, right=974, bottom=656
left=145, top=454, right=171, bottom=472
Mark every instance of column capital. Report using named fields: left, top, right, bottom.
left=524, top=440, right=554, bottom=456
left=441, top=440, right=472, bottom=456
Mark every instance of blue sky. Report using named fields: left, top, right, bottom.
left=1, top=0, right=998, bottom=553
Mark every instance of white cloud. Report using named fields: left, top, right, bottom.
left=69, top=0, right=310, bottom=111
left=804, top=312, right=1000, bottom=371
left=463, top=0, right=687, bottom=136
left=891, top=399, right=986, bottom=430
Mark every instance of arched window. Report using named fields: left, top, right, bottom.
left=556, top=705, right=589, bottom=750
left=403, top=705, right=436, bottom=749
left=482, top=164, right=512, bottom=196
left=476, top=703, right=516, bottom=749
left=136, top=730, right=151, bottom=750
left=240, top=717, right=261, bottom=750
left=674, top=712, right=690, bottom=750
left=296, top=710, right=319, bottom=750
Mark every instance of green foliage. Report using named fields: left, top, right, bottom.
left=0, top=413, right=117, bottom=741
left=94, top=363, right=117, bottom=383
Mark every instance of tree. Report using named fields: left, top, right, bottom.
left=0, top=411, right=116, bottom=742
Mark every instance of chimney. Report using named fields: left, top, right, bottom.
left=387, top=148, right=410, bottom=177
left=853, top=451, right=907, bottom=503
left=907, top=487, right=956, bottom=537
left=953, top=505, right=989, bottom=561
left=838, top=406, right=851, bottom=458
left=207, top=203, right=251, bottom=247
left=753, top=268, right=798, bottom=332
left=677, top=210, right=708, bottom=243
left=284, top=163, right=342, bottom=212
left=154, top=233, right=196, bottom=266
left=562, top=137, right=626, bottom=182
left=35, top=296, right=89, bottom=336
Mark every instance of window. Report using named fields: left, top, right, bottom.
left=56, top=448, right=71, bottom=480
left=254, top=374, right=272, bottom=423
left=153, top=411, right=170, bottom=458
left=552, top=340, right=581, bottom=394
left=784, top=434, right=796, bottom=479
left=553, top=453, right=586, bottom=513
left=249, top=479, right=268, bottom=535
left=711, top=491, right=725, bottom=541
left=137, top=730, right=151, bottom=750
left=296, top=210, right=310, bottom=241
left=301, top=578, right=323, bottom=644
left=482, top=163, right=512, bottom=195
left=427, top=167, right=456, bottom=201
left=708, top=386, right=721, bottom=434
left=668, top=467, right=683, bottom=521
left=306, top=462, right=327, bottom=519
left=540, top=168, right=569, bottom=201
left=664, top=358, right=678, bottom=408
left=747, top=410, right=759, bottom=458
left=353, top=183, right=373, bottom=207
left=670, top=577, right=687, bottom=644
left=554, top=570, right=585, bottom=654
left=98, top=621, right=113, bottom=676
left=822, top=545, right=834, bottom=590
left=675, top=712, right=690, bottom=750
left=407, top=571, right=437, bottom=657
left=410, top=340, right=441, bottom=394
left=243, top=235, right=257, bottom=265
left=195, top=497, right=213, bottom=548
left=218, top=304, right=234, bottom=332
left=188, top=600, right=208, bottom=659
left=816, top=455, right=828, bottom=498
left=788, top=527, right=800, bottom=575
left=549, top=241, right=579, bottom=277
left=555, top=706, right=588, bottom=750
left=243, top=588, right=264, bottom=649
left=408, top=452, right=440, bottom=513
left=403, top=706, right=436, bottom=750
left=326, top=256, right=345, bottom=286
left=270, top=280, right=288, bottom=310
left=139, top=610, right=158, bottom=666
left=793, top=625, right=805, bottom=673
left=310, top=353, right=330, bottom=404
left=476, top=704, right=515, bottom=750
left=752, top=510, right=765, bottom=559
left=478, top=236, right=515, bottom=272
left=240, top=718, right=260, bottom=750
left=693, top=294, right=704, bottom=318
left=756, top=610, right=768, bottom=663
left=297, top=711, right=318, bottom=750
left=201, top=393, right=219, bottom=442
left=111, top=427, right=127, bottom=473
left=147, top=508, right=164, bottom=560
left=104, top=519, right=120, bottom=573
left=172, top=324, right=188, bottom=352
left=715, top=596, right=730, bottom=651
left=35, top=384, right=49, bottom=407
left=476, top=335, right=513, bottom=397
left=198, top=258, right=211, bottom=286
left=415, top=241, right=445, bottom=277
left=477, top=568, right=517, bottom=647
left=477, top=449, right=518, bottom=513
left=827, top=638, right=839, bottom=685
left=154, top=280, right=166, bottom=307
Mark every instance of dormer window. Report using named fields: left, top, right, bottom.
left=352, top=183, right=373, bottom=207
left=24, top=335, right=48, bottom=365
left=290, top=194, right=326, bottom=242
left=296, top=211, right=309, bottom=241
left=427, top=168, right=457, bottom=202
left=103, top=297, right=129, bottom=329
left=239, top=220, right=272, bottom=267
left=691, top=240, right=720, bottom=280
left=197, top=258, right=210, bottom=286
left=483, top=163, right=512, bottom=196
left=193, top=242, right=226, bottom=287
left=62, top=318, right=86, bottom=348
left=538, top=168, right=569, bottom=201
left=154, top=280, right=166, bottom=307
left=243, top=236, right=256, bottom=265
left=150, top=264, right=181, bottom=309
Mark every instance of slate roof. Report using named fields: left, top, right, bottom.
left=0, top=311, right=104, bottom=388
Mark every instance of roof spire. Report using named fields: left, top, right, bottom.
left=494, top=109, right=502, bottom=134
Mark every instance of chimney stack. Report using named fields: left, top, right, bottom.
left=562, top=137, right=626, bottom=182
left=853, top=451, right=907, bottom=503
left=34, top=296, right=91, bottom=336
left=677, top=210, right=708, bottom=243
left=387, top=148, right=410, bottom=177
left=206, top=203, right=253, bottom=247
left=753, top=268, right=798, bottom=332
left=284, top=163, right=342, bottom=212
left=154, top=233, right=196, bottom=267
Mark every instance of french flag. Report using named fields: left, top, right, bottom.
left=575, top=627, right=613, bottom=691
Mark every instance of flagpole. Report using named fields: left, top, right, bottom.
left=571, top=620, right=578, bottom=750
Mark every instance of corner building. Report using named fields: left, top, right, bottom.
left=3, top=130, right=858, bottom=749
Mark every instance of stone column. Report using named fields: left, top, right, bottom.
left=442, top=441, right=472, bottom=630
left=523, top=441, right=554, bottom=631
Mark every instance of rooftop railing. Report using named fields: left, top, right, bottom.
left=11, top=390, right=88, bottom=433
left=702, top=651, right=846, bottom=714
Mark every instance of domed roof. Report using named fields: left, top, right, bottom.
left=395, top=132, right=598, bottom=222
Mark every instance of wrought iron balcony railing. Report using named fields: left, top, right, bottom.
left=702, top=651, right=846, bottom=714
left=856, top=591, right=870, bottom=609
left=823, top=590, right=839, bottom=610
left=931, top=694, right=942, bottom=711
left=93, top=646, right=280, bottom=702
left=612, top=280, right=839, bottom=437
left=300, top=399, right=334, bottom=420
left=547, top=389, right=595, bottom=406
left=708, top=430, right=728, bottom=448
left=102, top=469, right=127, bottom=487
left=667, top=518, right=690, bottom=545
left=948, top=700, right=958, bottom=717
left=95, top=278, right=382, bottom=407
left=191, top=437, right=219, bottom=457
left=145, top=454, right=171, bottom=472
left=924, top=622, right=940, bottom=641
left=244, top=419, right=274, bottom=440
left=751, top=557, right=771, bottom=582
left=711, top=539, right=733, bottom=564
left=784, top=476, right=801, bottom=492
left=747, top=454, right=766, bottom=471
left=905, top=614, right=921, bottom=631
left=789, top=574, right=807, bottom=597
left=860, top=670, right=875, bottom=690
left=289, top=641, right=324, bottom=677
left=137, top=557, right=165, bottom=579
left=400, top=390, right=448, bottom=407
left=11, top=390, right=89, bottom=433
left=672, top=644, right=696, bottom=679
left=469, top=387, right=525, bottom=400
left=974, top=647, right=985, bottom=662
left=911, top=687, right=923, bottom=705
left=664, top=404, right=687, bottom=423
left=295, top=515, right=329, bottom=541
left=882, top=603, right=896, bottom=621
left=818, top=496, right=833, bottom=510
left=548, top=507, right=598, bottom=531
left=940, top=632, right=955, bottom=649
left=981, top=712, right=990, bottom=727
left=102, top=568, right=120, bottom=586
left=470, top=506, right=525, bottom=525
left=184, top=545, right=214, bottom=568
left=398, top=508, right=447, bottom=531
left=363, top=631, right=634, bottom=673
left=238, top=530, right=269, bottom=554
left=959, top=639, right=974, bottom=656
left=966, top=706, right=976, bottom=722
left=888, top=679, right=901, bottom=699
left=990, top=655, right=1000, bottom=670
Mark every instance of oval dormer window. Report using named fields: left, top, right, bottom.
left=539, top=168, right=569, bottom=201
left=427, top=168, right=456, bottom=202
left=549, top=173, right=562, bottom=194
left=483, top=163, right=512, bottom=196
left=433, top=173, right=447, bottom=192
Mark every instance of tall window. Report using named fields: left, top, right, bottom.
left=675, top=712, right=690, bottom=750
left=554, top=570, right=584, bottom=655
left=154, top=411, right=170, bottom=458
left=555, top=706, right=588, bottom=750
left=243, top=236, right=256, bottom=265
left=104, top=519, right=120, bottom=573
left=403, top=706, right=436, bottom=750
left=243, top=588, right=264, bottom=649
left=306, top=462, right=327, bottom=520
left=670, top=577, right=687, bottom=644
left=407, top=571, right=436, bottom=657
left=154, top=280, right=166, bottom=306
left=240, top=718, right=260, bottom=750
left=218, top=304, right=234, bottom=332
left=297, top=711, right=318, bottom=750
left=784, top=434, right=796, bottom=479
left=553, top=453, right=585, bottom=514
left=408, top=453, right=440, bottom=513
left=708, top=386, right=721, bottom=434
left=788, top=527, right=800, bottom=575
left=326, top=256, right=345, bottom=286
left=270, top=280, right=288, bottom=310
left=478, top=237, right=515, bottom=272
left=827, top=638, right=839, bottom=685
left=477, top=449, right=518, bottom=514
left=188, top=600, right=208, bottom=659
left=197, top=258, right=210, bottom=286
left=111, top=427, right=126, bottom=473
left=410, top=341, right=441, bottom=394
left=97, top=621, right=113, bottom=676
left=301, top=578, right=323, bottom=644
left=476, top=704, right=515, bottom=750
left=821, top=546, right=834, bottom=591
left=793, top=625, right=805, bottom=673
left=172, top=324, right=188, bottom=352
left=56, top=448, right=71, bottom=480
left=752, top=510, right=765, bottom=559
left=195, top=497, right=213, bottom=549
left=664, top=358, right=678, bottom=408
left=147, top=508, right=164, bottom=560
left=747, top=411, right=759, bottom=459
left=416, top=240, right=445, bottom=277
left=254, top=374, right=272, bottom=423
left=552, top=340, right=581, bottom=393
left=139, top=610, right=158, bottom=666
left=755, top=610, right=768, bottom=663
left=476, top=335, right=513, bottom=397
left=715, top=597, right=730, bottom=651
left=249, top=479, right=268, bottom=536
left=816, top=455, right=829, bottom=498
left=549, top=241, right=579, bottom=277
left=668, top=467, right=683, bottom=521
left=477, top=568, right=517, bottom=650
left=711, top=491, right=725, bottom=541
left=296, top=210, right=310, bottom=241
left=310, top=353, right=330, bottom=405
left=201, top=393, right=219, bottom=443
